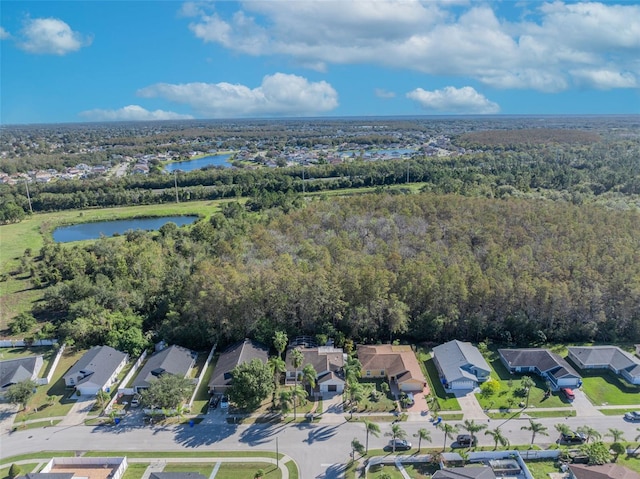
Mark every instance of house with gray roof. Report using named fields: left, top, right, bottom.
left=285, top=346, right=346, bottom=395
left=433, top=340, right=491, bottom=390
left=432, top=467, right=496, bottom=479
left=0, top=355, right=44, bottom=395
left=133, top=345, right=195, bottom=393
left=64, top=345, right=128, bottom=396
left=208, top=339, right=269, bottom=394
left=568, top=346, right=640, bottom=385
left=498, top=348, right=581, bottom=390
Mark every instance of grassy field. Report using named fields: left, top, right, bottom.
left=0, top=199, right=228, bottom=329
left=214, top=462, right=280, bottom=479
left=580, top=370, right=640, bottom=406
left=15, top=347, right=86, bottom=422
left=0, top=463, right=41, bottom=479
left=353, top=380, right=397, bottom=413
left=191, top=355, right=217, bottom=414
left=524, top=409, right=576, bottom=418
left=121, top=463, right=148, bottom=479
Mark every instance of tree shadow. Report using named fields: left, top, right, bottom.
left=315, top=463, right=346, bottom=479
left=239, top=422, right=283, bottom=446
left=303, top=424, right=339, bottom=445
left=172, top=421, right=239, bottom=447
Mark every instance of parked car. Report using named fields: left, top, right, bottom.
left=624, top=411, right=640, bottom=422
left=560, top=432, right=586, bottom=444
left=388, top=439, right=412, bottom=451
left=220, top=396, right=229, bottom=409
left=561, top=388, right=575, bottom=401
left=130, top=394, right=141, bottom=408
left=209, top=395, right=220, bottom=410
left=456, top=434, right=477, bottom=447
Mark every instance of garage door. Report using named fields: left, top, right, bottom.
left=328, top=384, right=337, bottom=392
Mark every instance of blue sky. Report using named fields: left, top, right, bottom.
left=1, top=0, right=639, bottom=124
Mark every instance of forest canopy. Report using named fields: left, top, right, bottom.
left=32, top=192, right=640, bottom=351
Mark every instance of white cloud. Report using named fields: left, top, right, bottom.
left=79, top=105, right=193, bottom=122
left=185, top=1, right=640, bottom=92
left=137, top=73, right=339, bottom=118
left=407, top=86, right=500, bottom=114
left=375, top=88, right=396, bottom=99
left=0, top=27, right=10, bottom=40
left=570, top=69, right=637, bottom=90
left=18, top=17, right=91, bottom=55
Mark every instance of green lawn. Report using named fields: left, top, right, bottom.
left=284, top=460, right=298, bottom=479
left=214, top=462, right=280, bottom=479
left=368, top=464, right=405, bottom=479
left=121, top=463, right=149, bottom=479
left=580, top=370, right=640, bottom=406
left=524, top=410, right=576, bottom=418
left=191, top=354, right=216, bottom=414
left=524, top=459, right=561, bottom=478
left=353, top=380, right=397, bottom=413
left=420, top=354, right=461, bottom=411
left=0, top=463, right=41, bottom=479
left=163, top=464, right=214, bottom=477
left=599, top=408, right=639, bottom=416
left=15, top=347, right=87, bottom=422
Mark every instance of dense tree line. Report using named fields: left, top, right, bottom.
left=27, top=192, right=640, bottom=352
left=2, top=137, right=639, bottom=215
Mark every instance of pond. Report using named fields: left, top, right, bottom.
left=165, top=153, right=233, bottom=172
left=52, top=216, right=198, bottom=243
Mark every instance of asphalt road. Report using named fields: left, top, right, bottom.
left=2, top=414, right=639, bottom=478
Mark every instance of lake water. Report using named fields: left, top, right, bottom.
left=165, top=153, right=233, bottom=172
left=53, top=216, right=198, bottom=243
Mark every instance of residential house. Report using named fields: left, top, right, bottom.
left=569, top=463, right=640, bottom=479
left=498, top=348, right=581, bottom=390
left=285, top=346, right=345, bottom=395
left=208, top=339, right=268, bottom=394
left=357, top=344, right=428, bottom=393
left=568, top=346, right=640, bottom=385
left=132, top=345, right=195, bottom=393
left=63, top=345, right=128, bottom=395
left=0, top=356, right=44, bottom=395
left=433, top=340, right=491, bottom=390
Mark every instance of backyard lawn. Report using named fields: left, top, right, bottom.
left=190, top=353, right=217, bottom=414
left=15, top=347, right=87, bottom=422
left=163, top=463, right=214, bottom=477
left=580, top=370, right=640, bottom=406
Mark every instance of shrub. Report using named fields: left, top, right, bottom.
left=9, top=464, right=22, bottom=479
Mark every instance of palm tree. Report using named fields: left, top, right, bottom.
left=555, top=423, right=571, bottom=439
left=576, top=425, right=601, bottom=443
left=347, top=382, right=365, bottom=419
left=606, top=428, right=626, bottom=443
left=301, top=363, right=317, bottom=395
left=485, top=427, right=510, bottom=450
left=291, top=348, right=304, bottom=417
left=386, top=423, right=407, bottom=453
left=344, top=356, right=362, bottom=383
left=438, top=422, right=458, bottom=451
left=279, top=389, right=292, bottom=416
left=273, top=331, right=288, bottom=360
left=267, top=356, right=287, bottom=396
left=290, top=385, right=307, bottom=420
left=521, top=419, right=548, bottom=446
left=460, top=419, right=486, bottom=449
left=414, top=428, right=432, bottom=453
left=521, top=376, right=535, bottom=407
left=364, top=419, right=381, bottom=453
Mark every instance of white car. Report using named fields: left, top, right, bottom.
left=220, top=396, right=229, bottom=409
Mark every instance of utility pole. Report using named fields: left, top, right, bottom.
left=24, top=179, right=33, bottom=213
left=174, top=171, right=179, bottom=203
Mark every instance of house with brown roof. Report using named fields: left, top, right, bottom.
left=285, top=346, right=345, bottom=395
left=357, top=344, right=428, bottom=393
left=569, top=463, right=640, bottom=479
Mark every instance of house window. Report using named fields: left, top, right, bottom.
left=380, top=371, right=385, bottom=376
left=366, top=370, right=371, bottom=376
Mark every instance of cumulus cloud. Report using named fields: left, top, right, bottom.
left=185, top=1, right=640, bottom=92
left=0, top=27, right=10, bottom=40
left=79, top=105, right=193, bottom=122
left=137, top=73, right=339, bottom=118
left=18, top=17, right=91, bottom=55
left=375, top=88, right=396, bottom=99
left=407, top=86, right=500, bottom=114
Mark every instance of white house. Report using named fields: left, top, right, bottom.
left=64, top=346, right=128, bottom=396
left=568, top=346, right=640, bottom=385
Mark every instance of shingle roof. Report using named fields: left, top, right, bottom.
left=64, top=346, right=127, bottom=388
left=133, top=345, right=194, bottom=389
left=569, top=463, right=640, bottom=479
left=499, top=348, right=580, bottom=379
left=433, top=340, right=490, bottom=383
left=285, top=346, right=344, bottom=376
left=569, top=346, right=640, bottom=377
left=0, top=356, right=43, bottom=389
left=208, top=339, right=268, bottom=391
left=357, top=344, right=426, bottom=385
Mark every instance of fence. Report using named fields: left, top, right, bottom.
left=0, top=339, right=58, bottom=347
left=188, top=343, right=217, bottom=409
left=116, top=350, right=148, bottom=396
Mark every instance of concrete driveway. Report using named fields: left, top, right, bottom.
left=454, top=390, right=488, bottom=420
left=572, top=389, right=601, bottom=417
left=57, top=395, right=95, bottom=426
